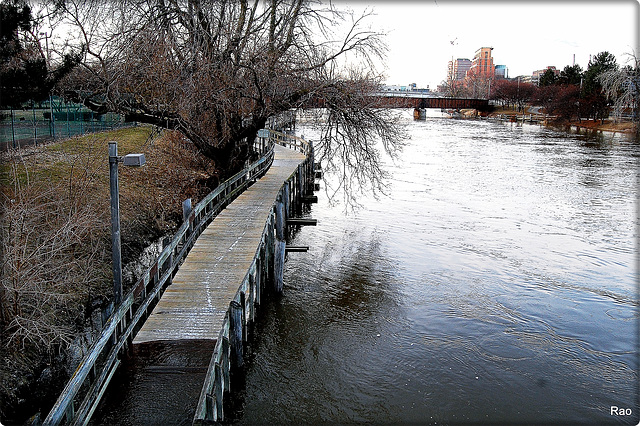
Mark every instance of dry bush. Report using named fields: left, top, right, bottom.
left=0, top=129, right=219, bottom=351
left=0, top=160, right=111, bottom=350
left=117, top=130, right=218, bottom=266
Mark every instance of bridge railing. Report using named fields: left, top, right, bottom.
left=193, top=130, right=316, bottom=425
left=43, top=138, right=277, bottom=426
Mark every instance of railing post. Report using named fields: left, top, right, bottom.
left=182, top=198, right=192, bottom=235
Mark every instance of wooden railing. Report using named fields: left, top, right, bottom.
left=192, top=130, right=316, bottom=424
left=268, top=129, right=311, bottom=155
left=43, top=138, right=277, bottom=426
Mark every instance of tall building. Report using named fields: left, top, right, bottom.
left=469, top=47, right=494, bottom=78
left=495, top=65, right=508, bottom=79
left=447, top=58, right=472, bottom=81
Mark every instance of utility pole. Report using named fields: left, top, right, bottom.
left=109, top=141, right=146, bottom=306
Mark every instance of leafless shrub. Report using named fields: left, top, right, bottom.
left=598, top=51, right=639, bottom=123
left=0, top=154, right=110, bottom=350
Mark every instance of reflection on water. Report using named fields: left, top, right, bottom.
left=238, top=114, right=639, bottom=425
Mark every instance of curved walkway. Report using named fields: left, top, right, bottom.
left=134, top=144, right=306, bottom=343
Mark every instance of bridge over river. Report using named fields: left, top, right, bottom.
left=44, top=128, right=318, bottom=425
left=373, top=93, right=490, bottom=111
left=301, top=92, right=490, bottom=112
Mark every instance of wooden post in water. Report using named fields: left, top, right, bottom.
left=267, top=213, right=275, bottom=285
left=274, top=198, right=286, bottom=294
left=297, top=164, right=303, bottom=212
left=248, top=273, right=254, bottom=322
left=283, top=182, right=290, bottom=218
left=256, top=251, right=263, bottom=307
left=274, top=240, right=286, bottom=294
left=210, top=362, right=223, bottom=421
left=240, top=292, right=247, bottom=342
left=221, top=336, right=230, bottom=393
left=275, top=201, right=285, bottom=241
left=229, top=301, right=244, bottom=371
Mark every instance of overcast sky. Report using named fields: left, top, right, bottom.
left=336, top=0, right=639, bottom=89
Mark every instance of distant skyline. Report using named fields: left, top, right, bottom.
left=336, top=0, right=638, bottom=89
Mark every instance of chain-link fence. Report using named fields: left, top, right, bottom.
left=1, top=97, right=133, bottom=150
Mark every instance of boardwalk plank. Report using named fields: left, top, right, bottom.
left=134, top=145, right=305, bottom=344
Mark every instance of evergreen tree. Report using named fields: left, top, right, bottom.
left=0, top=0, right=78, bottom=107
left=539, top=68, right=558, bottom=86
left=582, top=51, right=618, bottom=121
left=0, top=0, right=46, bottom=106
left=558, top=64, right=583, bottom=86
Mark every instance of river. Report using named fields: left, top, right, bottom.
left=93, top=111, right=638, bottom=425
left=235, top=111, right=639, bottom=425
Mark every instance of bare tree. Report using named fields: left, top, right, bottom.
left=53, top=0, right=404, bottom=182
left=300, top=69, right=406, bottom=207
left=442, top=80, right=466, bottom=98
left=598, top=51, right=639, bottom=125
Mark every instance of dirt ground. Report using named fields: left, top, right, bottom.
left=567, top=119, right=637, bottom=134
left=489, top=106, right=637, bottom=135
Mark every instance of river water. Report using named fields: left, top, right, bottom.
left=92, top=111, right=638, bottom=425
left=235, top=111, right=639, bottom=425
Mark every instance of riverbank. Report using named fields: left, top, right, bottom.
left=566, top=118, right=636, bottom=134
left=487, top=106, right=637, bottom=135
left=0, top=126, right=218, bottom=424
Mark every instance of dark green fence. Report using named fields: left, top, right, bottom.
left=1, top=97, right=132, bottom=150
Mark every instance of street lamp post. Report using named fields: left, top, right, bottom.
left=39, top=32, right=49, bottom=68
left=109, top=141, right=146, bottom=306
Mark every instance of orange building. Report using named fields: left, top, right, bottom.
left=469, top=47, right=494, bottom=78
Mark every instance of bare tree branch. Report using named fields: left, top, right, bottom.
left=52, top=0, right=404, bottom=187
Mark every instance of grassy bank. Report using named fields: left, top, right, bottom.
left=0, top=126, right=218, bottom=423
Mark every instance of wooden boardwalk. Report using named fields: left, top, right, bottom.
left=134, top=144, right=306, bottom=344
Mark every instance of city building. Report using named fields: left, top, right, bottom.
left=447, top=58, right=472, bottom=81
left=469, top=47, right=495, bottom=78
left=381, top=84, right=430, bottom=93
left=531, top=66, right=560, bottom=85
left=494, top=65, right=508, bottom=79
left=518, top=75, right=534, bottom=84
